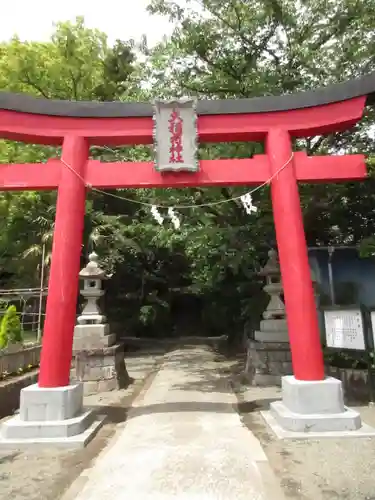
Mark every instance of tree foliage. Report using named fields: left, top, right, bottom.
left=145, top=0, right=375, bottom=250
left=0, top=305, right=22, bottom=348
left=0, top=6, right=375, bottom=339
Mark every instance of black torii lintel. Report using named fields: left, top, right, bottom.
left=0, top=72, right=374, bottom=118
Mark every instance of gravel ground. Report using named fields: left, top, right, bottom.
left=0, top=351, right=164, bottom=500
left=2, top=348, right=375, bottom=500
left=225, top=356, right=375, bottom=500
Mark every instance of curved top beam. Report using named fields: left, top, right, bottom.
left=0, top=72, right=375, bottom=117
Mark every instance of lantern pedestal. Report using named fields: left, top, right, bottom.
left=72, top=342, right=130, bottom=396
left=0, top=383, right=104, bottom=449
left=73, top=323, right=116, bottom=350
left=246, top=341, right=292, bottom=387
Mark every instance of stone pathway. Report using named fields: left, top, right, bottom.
left=64, top=346, right=284, bottom=500
left=0, top=350, right=164, bottom=500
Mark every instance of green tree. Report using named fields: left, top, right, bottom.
left=0, top=18, right=139, bottom=288
left=0, top=305, right=22, bottom=347
left=0, top=313, right=8, bottom=349
left=141, top=0, right=375, bottom=334
left=0, top=17, right=137, bottom=100
left=144, top=0, right=375, bottom=244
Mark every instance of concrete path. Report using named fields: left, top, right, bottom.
left=66, top=346, right=284, bottom=500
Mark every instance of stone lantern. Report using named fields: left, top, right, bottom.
left=71, top=252, right=130, bottom=395
left=254, top=249, right=288, bottom=343
left=245, top=249, right=292, bottom=386
left=75, top=252, right=111, bottom=333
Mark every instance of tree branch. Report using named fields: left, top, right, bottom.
left=21, top=73, right=50, bottom=99
left=180, top=80, right=243, bottom=98
left=308, top=136, right=328, bottom=155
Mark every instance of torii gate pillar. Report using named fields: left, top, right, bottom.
left=264, top=129, right=362, bottom=434
left=39, top=136, right=88, bottom=388
left=267, top=129, right=324, bottom=382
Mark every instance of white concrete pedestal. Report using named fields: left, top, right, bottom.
left=0, top=383, right=104, bottom=449
left=261, top=375, right=375, bottom=438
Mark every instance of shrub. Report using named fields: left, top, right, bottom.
left=0, top=305, right=23, bottom=348
left=0, top=314, right=7, bottom=349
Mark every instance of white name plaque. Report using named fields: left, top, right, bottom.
left=369, top=311, right=375, bottom=348
left=324, top=309, right=365, bottom=351
left=153, top=99, right=198, bottom=173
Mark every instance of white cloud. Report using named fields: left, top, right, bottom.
left=0, top=0, right=174, bottom=46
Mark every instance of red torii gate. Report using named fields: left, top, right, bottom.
left=0, top=78, right=373, bottom=391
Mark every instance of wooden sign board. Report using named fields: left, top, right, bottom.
left=153, top=99, right=198, bottom=173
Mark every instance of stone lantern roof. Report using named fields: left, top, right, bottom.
left=258, top=249, right=280, bottom=277
left=79, top=252, right=108, bottom=280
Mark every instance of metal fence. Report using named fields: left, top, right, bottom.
left=0, top=287, right=48, bottom=343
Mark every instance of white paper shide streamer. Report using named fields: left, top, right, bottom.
left=151, top=205, right=181, bottom=229
left=168, top=208, right=181, bottom=229
left=151, top=205, right=164, bottom=225
left=240, top=193, right=258, bottom=215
